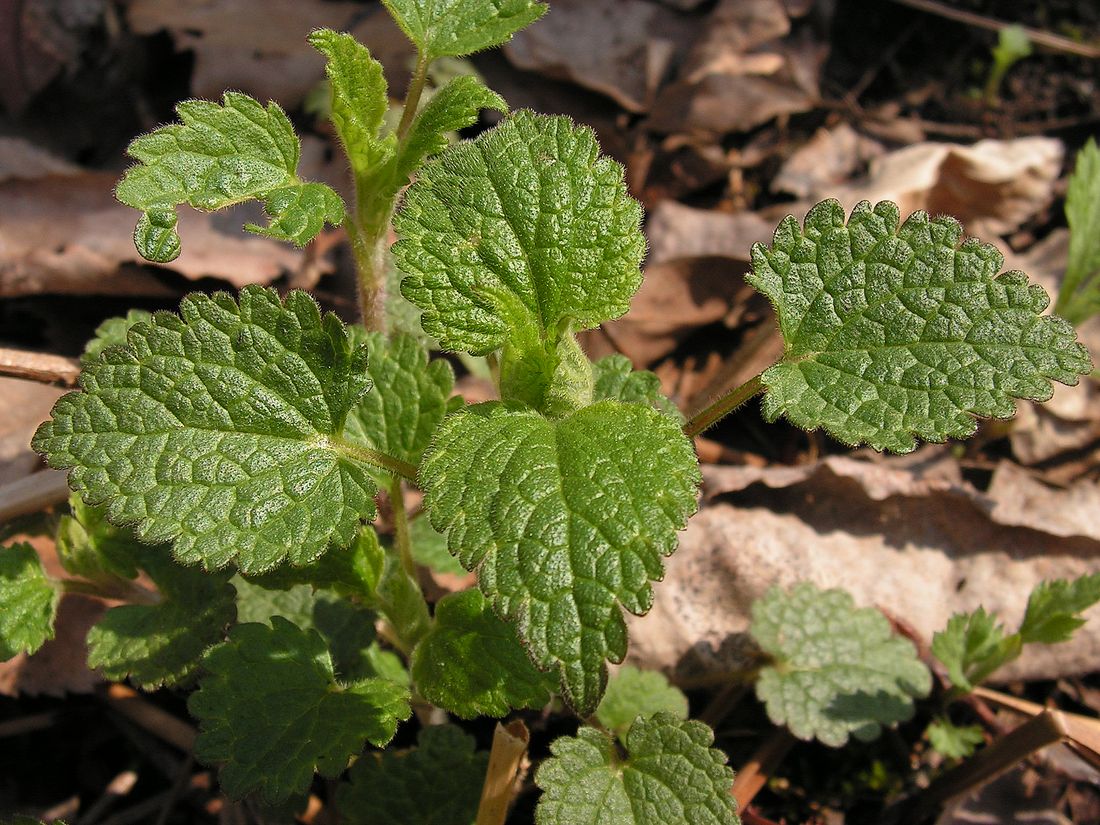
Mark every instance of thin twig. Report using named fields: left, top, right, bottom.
left=476, top=720, right=530, bottom=825
left=887, top=0, right=1100, bottom=58
left=0, top=469, right=70, bottom=523
left=730, top=728, right=796, bottom=811
left=0, top=346, right=81, bottom=387
left=101, top=683, right=197, bottom=752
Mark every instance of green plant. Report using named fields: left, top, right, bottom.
left=983, top=24, right=1032, bottom=105
left=2, top=2, right=1094, bottom=822
left=1055, top=138, right=1100, bottom=326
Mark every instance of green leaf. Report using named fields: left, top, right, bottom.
left=420, top=400, right=700, bottom=715
left=382, top=0, right=547, bottom=60
left=33, top=287, right=381, bottom=575
left=395, top=111, right=645, bottom=356
left=115, top=92, right=344, bottom=261
left=344, top=330, right=455, bottom=480
left=1019, top=573, right=1100, bottom=645
left=190, top=616, right=411, bottom=803
left=232, top=576, right=380, bottom=682
left=592, top=355, right=682, bottom=421
left=1057, top=139, right=1100, bottom=324
left=0, top=543, right=59, bottom=660
left=751, top=583, right=931, bottom=747
left=596, top=665, right=689, bottom=741
left=308, top=29, right=391, bottom=182
left=56, top=494, right=144, bottom=582
left=931, top=607, right=1021, bottom=692
left=535, top=714, right=737, bottom=825
left=411, top=588, right=554, bottom=718
left=87, top=554, right=236, bottom=689
left=396, top=75, right=506, bottom=184
left=926, top=717, right=985, bottom=759
left=239, top=526, right=382, bottom=602
left=337, top=724, right=488, bottom=825
left=81, top=310, right=153, bottom=366
left=749, top=199, right=1092, bottom=453
left=409, top=514, right=465, bottom=575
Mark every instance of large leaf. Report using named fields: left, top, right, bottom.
left=382, top=0, right=547, bottom=60
left=33, top=287, right=382, bottom=574
left=411, top=588, right=554, bottom=718
left=535, top=715, right=737, bottom=825
left=751, top=582, right=931, bottom=747
left=116, top=93, right=343, bottom=262
left=337, top=724, right=488, bottom=825
left=0, top=543, right=58, bottom=661
left=420, top=400, right=699, bottom=714
left=190, top=617, right=411, bottom=803
left=395, top=111, right=644, bottom=356
left=749, top=199, right=1091, bottom=452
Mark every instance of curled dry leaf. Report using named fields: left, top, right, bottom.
left=627, top=456, right=1100, bottom=686
left=772, top=123, right=885, bottom=198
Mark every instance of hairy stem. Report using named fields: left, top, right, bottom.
left=683, top=373, right=765, bottom=438
left=345, top=213, right=390, bottom=333
left=332, top=437, right=419, bottom=483
left=396, top=51, right=431, bottom=141
left=389, top=475, right=417, bottom=580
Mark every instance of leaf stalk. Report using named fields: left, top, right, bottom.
left=683, top=373, right=765, bottom=438
left=333, top=437, right=419, bottom=483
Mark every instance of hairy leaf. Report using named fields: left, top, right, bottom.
left=751, top=583, right=931, bottom=747
left=749, top=200, right=1091, bottom=452
left=0, top=543, right=59, bottom=660
left=81, top=310, right=153, bottom=366
left=411, top=588, right=553, bottom=717
left=1019, top=573, right=1100, bottom=645
left=190, top=617, right=410, bottom=803
left=56, top=494, right=144, bottom=582
left=535, top=715, right=737, bottom=825
left=1056, top=139, right=1100, bottom=324
left=926, top=717, right=984, bottom=759
left=396, top=111, right=645, bottom=356
left=337, top=724, right=488, bottom=825
left=34, top=287, right=380, bottom=574
left=592, top=355, right=682, bottom=421
left=596, top=665, right=688, bottom=740
left=931, top=607, right=1021, bottom=692
left=344, top=330, right=455, bottom=478
left=116, top=93, right=343, bottom=261
left=409, top=514, right=465, bottom=575
left=382, top=0, right=547, bottom=59
left=87, top=554, right=236, bottom=689
left=420, top=400, right=700, bottom=714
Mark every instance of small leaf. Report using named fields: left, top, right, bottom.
left=535, top=714, right=738, bottom=825
left=190, top=616, right=411, bottom=803
left=1018, top=573, right=1100, bottom=645
left=751, top=583, right=931, bottom=747
left=411, top=588, right=554, bottom=718
left=382, top=0, right=547, bottom=60
left=749, top=200, right=1092, bottom=453
left=420, top=400, right=700, bottom=714
left=308, top=29, right=391, bottom=182
left=239, top=527, right=382, bottom=601
left=396, top=111, right=645, bottom=356
left=33, top=287, right=380, bottom=574
left=0, top=543, right=59, bottom=661
left=409, top=514, right=465, bottom=575
left=926, top=717, right=985, bottom=759
left=116, top=92, right=343, bottom=260
left=81, top=310, right=153, bottom=366
left=596, top=665, right=688, bottom=741
left=1056, top=138, right=1100, bottom=324
left=344, top=330, right=455, bottom=480
left=592, top=355, right=682, bottom=421
left=87, top=554, right=236, bottom=689
left=337, top=724, right=488, bottom=825
left=931, top=607, right=1021, bottom=692
left=56, top=494, right=144, bottom=582
left=395, top=75, right=506, bottom=185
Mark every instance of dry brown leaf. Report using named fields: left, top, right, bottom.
left=645, top=200, right=775, bottom=265
left=0, top=378, right=63, bottom=486
left=505, top=0, right=691, bottom=113
left=772, top=122, right=885, bottom=198
left=0, top=165, right=326, bottom=297
left=125, top=0, right=414, bottom=105
left=628, top=455, right=1100, bottom=686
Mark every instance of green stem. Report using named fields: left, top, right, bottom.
left=60, top=577, right=160, bottom=606
left=389, top=474, right=417, bottom=580
left=395, top=50, right=431, bottom=141
left=333, top=437, right=419, bottom=483
left=683, top=373, right=765, bottom=438
left=345, top=213, right=389, bottom=333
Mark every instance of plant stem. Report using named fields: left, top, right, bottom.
left=683, top=373, right=765, bottom=438
left=345, top=213, right=389, bottom=333
left=389, top=475, right=417, bottom=579
left=730, top=728, right=796, bottom=811
left=395, top=51, right=431, bottom=141
left=60, top=577, right=161, bottom=606
left=476, top=720, right=530, bottom=825
left=332, top=437, right=419, bottom=483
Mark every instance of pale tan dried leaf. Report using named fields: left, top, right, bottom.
left=0, top=378, right=64, bottom=486
left=772, top=123, right=885, bottom=198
